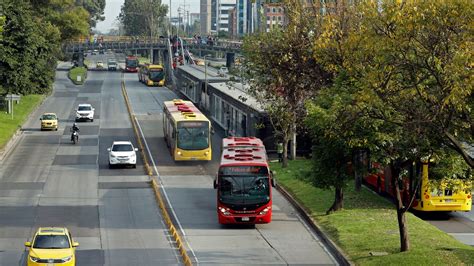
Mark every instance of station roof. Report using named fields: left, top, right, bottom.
left=177, top=64, right=229, bottom=83
left=209, top=82, right=264, bottom=113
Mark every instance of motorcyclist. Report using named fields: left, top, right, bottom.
left=71, top=123, right=80, bottom=141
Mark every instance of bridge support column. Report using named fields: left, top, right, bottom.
left=152, top=49, right=161, bottom=64
left=72, top=52, right=84, bottom=67
left=226, top=52, right=235, bottom=69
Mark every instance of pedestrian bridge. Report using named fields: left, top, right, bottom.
left=62, top=37, right=242, bottom=54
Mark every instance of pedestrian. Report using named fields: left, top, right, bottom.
left=277, top=142, right=283, bottom=162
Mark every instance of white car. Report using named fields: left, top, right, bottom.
left=217, top=67, right=228, bottom=76
left=108, top=141, right=138, bottom=168
left=75, top=103, right=94, bottom=122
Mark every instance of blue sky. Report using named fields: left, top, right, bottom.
left=95, top=0, right=200, bottom=33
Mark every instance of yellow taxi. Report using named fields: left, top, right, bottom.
left=40, top=113, right=58, bottom=131
left=25, top=227, right=79, bottom=266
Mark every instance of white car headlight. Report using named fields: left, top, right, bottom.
left=110, top=154, right=116, bottom=158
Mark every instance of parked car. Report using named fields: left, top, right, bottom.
left=40, top=113, right=58, bottom=131
left=75, top=103, right=94, bottom=122
left=96, top=61, right=104, bottom=69
left=108, top=141, right=138, bottom=168
left=25, top=227, right=79, bottom=266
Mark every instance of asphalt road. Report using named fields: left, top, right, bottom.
left=0, top=66, right=180, bottom=265
left=123, top=73, right=338, bottom=265
left=420, top=208, right=474, bottom=246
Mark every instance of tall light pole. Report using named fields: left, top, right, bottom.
left=169, top=0, right=172, bottom=36
left=203, top=54, right=212, bottom=109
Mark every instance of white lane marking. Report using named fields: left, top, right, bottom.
left=134, top=116, right=199, bottom=264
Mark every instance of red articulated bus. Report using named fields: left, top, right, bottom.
left=125, top=55, right=139, bottom=72
left=213, top=137, right=276, bottom=224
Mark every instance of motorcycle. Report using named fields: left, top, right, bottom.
left=70, top=128, right=79, bottom=144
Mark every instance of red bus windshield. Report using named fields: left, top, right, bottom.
left=126, top=58, right=138, bottom=68
left=218, top=166, right=270, bottom=205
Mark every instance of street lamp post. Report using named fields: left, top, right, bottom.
left=203, top=54, right=212, bottom=109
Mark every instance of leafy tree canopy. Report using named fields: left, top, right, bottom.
left=77, top=0, right=106, bottom=28
left=119, top=0, right=168, bottom=37
left=242, top=0, right=330, bottom=167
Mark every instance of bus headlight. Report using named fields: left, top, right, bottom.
left=219, top=207, right=231, bottom=216
left=259, top=207, right=271, bottom=215
left=177, top=151, right=182, bottom=156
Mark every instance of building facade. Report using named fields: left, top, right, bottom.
left=200, top=0, right=212, bottom=34
left=210, top=0, right=237, bottom=34
left=263, top=3, right=285, bottom=32
left=227, top=7, right=238, bottom=39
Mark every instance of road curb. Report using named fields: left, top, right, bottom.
left=276, top=184, right=353, bottom=266
left=120, top=75, right=193, bottom=266
left=0, top=95, right=47, bottom=162
left=0, top=129, right=23, bottom=162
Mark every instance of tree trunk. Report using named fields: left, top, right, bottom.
left=282, top=137, right=289, bottom=168
left=326, top=185, right=343, bottom=214
left=291, top=123, right=297, bottom=160
left=353, top=150, right=362, bottom=192
left=391, top=163, right=410, bottom=252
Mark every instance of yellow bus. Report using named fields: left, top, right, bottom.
left=163, top=99, right=212, bottom=161
left=138, top=64, right=165, bottom=86
left=365, top=160, right=472, bottom=212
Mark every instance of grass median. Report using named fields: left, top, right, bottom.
left=270, top=159, right=474, bottom=265
left=68, top=66, right=87, bottom=85
left=0, top=94, right=44, bottom=150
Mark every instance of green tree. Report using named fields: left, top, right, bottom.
left=243, top=0, right=329, bottom=167
left=30, top=0, right=90, bottom=41
left=0, top=16, right=5, bottom=41
left=77, top=0, right=106, bottom=28
left=310, top=0, right=473, bottom=252
left=119, top=0, right=168, bottom=37
left=1, top=0, right=60, bottom=95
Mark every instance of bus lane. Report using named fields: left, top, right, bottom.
left=124, top=74, right=338, bottom=265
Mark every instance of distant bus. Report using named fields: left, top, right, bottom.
left=162, top=99, right=212, bottom=161
left=213, top=137, right=276, bottom=224
left=125, top=56, right=139, bottom=72
left=364, top=159, right=472, bottom=212
left=138, top=64, right=165, bottom=86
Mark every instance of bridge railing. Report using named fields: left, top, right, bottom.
left=63, top=37, right=243, bottom=53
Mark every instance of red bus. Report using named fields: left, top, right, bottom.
left=213, top=137, right=276, bottom=224
left=125, top=56, right=139, bottom=72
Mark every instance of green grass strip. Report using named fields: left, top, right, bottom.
left=0, top=94, right=44, bottom=150
left=68, top=66, right=87, bottom=85
left=270, top=159, right=474, bottom=265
